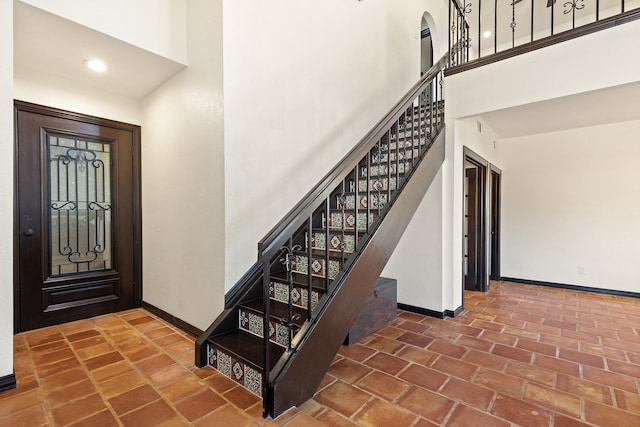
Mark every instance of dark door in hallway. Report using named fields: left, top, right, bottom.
left=463, top=149, right=488, bottom=292
left=464, top=166, right=480, bottom=291
left=15, top=102, right=141, bottom=332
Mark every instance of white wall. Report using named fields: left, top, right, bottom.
left=443, top=117, right=502, bottom=312
left=447, top=18, right=640, bottom=120
left=0, top=0, right=14, bottom=379
left=222, top=0, right=450, bottom=291
left=142, top=0, right=225, bottom=330
left=501, top=120, right=640, bottom=293
left=18, top=0, right=187, bottom=64
left=14, top=67, right=142, bottom=124
left=383, top=170, right=444, bottom=311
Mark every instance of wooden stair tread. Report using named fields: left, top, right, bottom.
left=241, top=298, right=308, bottom=327
left=208, top=329, right=285, bottom=371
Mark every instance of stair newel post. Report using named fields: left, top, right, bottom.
left=260, top=256, right=271, bottom=417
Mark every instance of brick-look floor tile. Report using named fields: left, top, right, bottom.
left=398, top=363, right=448, bottom=392
left=366, top=335, right=405, bottom=354
left=315, top=409, right=359, bottom=427
left=148, top=364, right=191, bottom=388
left=354, top=399, right=417, bottom=427
left=397, top=387, right=455, bottom=424
left=607, top=358, right=640, bottom=377
left=338, top=343, right=377, bottom=362
left=614, top=388, right=640, bottom=413
left=492, top=343, right=533, bottom=363
left=479, top=330, right=518, bottom=346
left=472, top=368, right=525, bottom=398
left=584, top=400, right=640, bottom=426
left=446, top=403, right=510, bottom=427
left=558, top=348, right=605, bottom=368
left=174, top=389, right=227, bottom=422
left=441, top=377, right=495, bottom=410
left=363, top=351, right=409, bottom=375
left=50, top=393, right=108, bottom=425
left=397, top=320, right=430, bottom=334
left=534, top=354, right=580, bottom=377
left=0, top=390, right=43, bottom=418
left=67, top=409, right=120, bottom=427
left=109, top=384, right=162, bottom=415
left=357, top=371, right=410, bottom=401
left=516, top=338, right=557, bottom=356
left=397, top=331, right=435, bottom=348
left=44, top=378, right=98, bottom=408
left=582, top=365, right=638, bottom=393
left=315, top=381, right=371, bottom=417
left=524, top=383, right=581, bottom=417
left=490, top=394, right=553, bottom=427
left=428, top=339, right=468, bottom=358
left=395, top=346, right=439, bottom=367
left=463, top=349, right=508, bottom=371
left=223, top=385, right=261, bottom=410
left=431, top=356, right=478, bottom=380
left=455, top=335, right=494, bottom=352
left=553, top=414, right=593, bottom=427
left=159, top=375, right=209, bottom=403
left=327, top=357, right=372, bottom=383
left=119, top=399, right=177, bottom=427
left=556, top=374, right=613, bottom=405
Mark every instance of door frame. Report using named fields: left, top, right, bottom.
left=13, top=100, right=143, bottom=332
left=490, top=165, right=502, bottom=281
left=463, top=147, right=489, bottom=293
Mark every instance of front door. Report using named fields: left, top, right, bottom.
left=15, top=101, right=141, bottom=332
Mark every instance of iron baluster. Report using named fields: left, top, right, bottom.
left=306, top=216, right=313, bottom=321
left=279, top=242, right=302, bottom=351
left=494, top=0, right=498, bottom=53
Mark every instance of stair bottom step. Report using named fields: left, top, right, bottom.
left=206, top=330, right=286, bottom=397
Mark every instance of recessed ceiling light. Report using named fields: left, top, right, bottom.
left=84, top=59, right=107, bottom=72
left=483, top=31, right=492, bottom=38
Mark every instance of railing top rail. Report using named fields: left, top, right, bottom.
left=257, top=53, right=449, bottom=259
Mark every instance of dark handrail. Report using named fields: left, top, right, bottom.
left=257, top=53, right=449, bottom=259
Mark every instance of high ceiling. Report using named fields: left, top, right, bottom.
left=13, top=1, right=186, bottom=100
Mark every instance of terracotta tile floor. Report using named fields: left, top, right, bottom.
left=2, top=281, right=640, bottom=426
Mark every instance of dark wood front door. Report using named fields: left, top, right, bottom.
left=15, top=101, right=141, bottom=332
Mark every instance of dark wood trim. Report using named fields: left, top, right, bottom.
left=0, top=373, right=16, bottom=393
left=13, top=100, right=143, bottom=332
left=397, top=303, right=464, bottom=319
left=398, top=303, right=445, bottom=319
left=446, top=8, right=640, bottom=76
left=501, top=278, right=640, bottom=300
left=489, top=165, right=501, bottom=282
left=142, top=302, right=203, bottom=338
left=445, top=306, right=464, bottom=318
left=463, top=147, right=489, bottom=293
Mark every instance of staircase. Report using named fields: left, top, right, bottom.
left=195, top=57, right=448, bottom=418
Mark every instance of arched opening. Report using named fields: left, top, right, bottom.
left=421, top=14, right=434, bottom=75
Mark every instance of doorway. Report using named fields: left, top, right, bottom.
left=14, top=101, right=142, bottom=332
left=421, top=15, right=434, bottom=75
left=463, top=148, right=488, bottom=292
left=490, top=166, right=502, bottom=281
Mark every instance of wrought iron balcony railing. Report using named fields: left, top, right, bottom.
left=449, top=0, right=640, bottom=68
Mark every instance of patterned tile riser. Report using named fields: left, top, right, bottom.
left=207, top=344, right=263, bottom=397
left=358, top=177, right=397, bottom=193
left=310, top=232, right=355, bottom=253
left=290, top=255, right=340, bottom=280
left=269, top=281, right=320, bottom=311
left=238, top=308, right=290, bottom=349
left=329, top=212, right=377, bottom=232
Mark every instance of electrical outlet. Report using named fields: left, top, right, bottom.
left=578, top=266, right=585, bottom=274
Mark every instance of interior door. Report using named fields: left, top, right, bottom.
left=15, top=101, right=141, bottom=332
left=464, top=167, right=479, bottom=291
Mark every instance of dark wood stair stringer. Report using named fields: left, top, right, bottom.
left=268, top=129, right=445, bottom=415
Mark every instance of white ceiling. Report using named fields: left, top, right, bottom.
left=13, top=1, right=186, bottom=100
left=481, top=81, right=640, bottom=139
